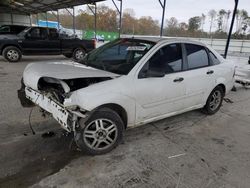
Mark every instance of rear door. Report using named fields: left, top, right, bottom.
left=183, top=43, right=216, bottom=107
left=47, top=28, right=61, bottom=54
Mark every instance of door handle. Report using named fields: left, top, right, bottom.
left=207, top=70, right=214, bottom=75
left=173, top=77, right=184, bottom=82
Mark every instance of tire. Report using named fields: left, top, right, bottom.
left=75, top=108, right=124, bottom=155
left=202, top=86, right=224, bottom=115
left=3, top=46, right=22, bottom=63
left=73, top=47, right=86, bottom=62
left=63, top=54, right=73, bottom=58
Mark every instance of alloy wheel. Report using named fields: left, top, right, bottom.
left=7, top=50, right=19, bottom=61
left=83, top=119, right=118, bottom=151
left=209, top=90, right=222, bottom=111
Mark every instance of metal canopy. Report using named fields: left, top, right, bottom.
left=0, top=0, right=105, bottom=15
left=0, top=0, right=239, bottom=57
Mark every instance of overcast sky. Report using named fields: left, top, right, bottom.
left=78, top=0, right=250, bottom=32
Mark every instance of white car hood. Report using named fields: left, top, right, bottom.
left=23, top=61, right=119, bottom=90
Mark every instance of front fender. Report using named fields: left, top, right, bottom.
left=64, top=91, right=136, bottom=127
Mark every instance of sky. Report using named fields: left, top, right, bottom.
left=77, top=0, right=250, bottom=32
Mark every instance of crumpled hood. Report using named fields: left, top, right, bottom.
left=23, top=61, right=119, bottom=90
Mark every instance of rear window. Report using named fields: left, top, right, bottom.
left=185, top=44, right=209, bottom=69
left=209, top=51, right=220, bottom=65
left=0, top=26, right=10, bottom=32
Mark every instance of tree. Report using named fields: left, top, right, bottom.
left=235, top=9, right=248, bottom=33
left=225, top=10, right=231, bottom=32
left=208, top=9, right=217, bottom=35
left=179, top=22, right=188, bottom=30
left=217, top=9, right=227, bottom=31
left=188, top=16, right=201, bottom=31
left=122, top=11, right=137, bottom=34
left=201, top=13, right=206, bottom=31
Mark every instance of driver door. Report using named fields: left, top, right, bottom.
left=133, top=43, right=187, bottom=123
left=21, top=27, right=49, bottom=55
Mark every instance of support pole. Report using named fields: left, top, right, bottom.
left=45, top=12, right=48, bottom=28
left=36, top=14, right=39, bottom=26
left=10, top=8, right=13, bottom=25
left=87, top=3, right=97, bottom=39
left=57, top=10, right=60, bottom=30
left=159, top=0, right=166, bottom=37
left=73, top=7, right=76, bottom=37
left=112, top=0, right=122, bottom=38
left=95, top=3, right=97, bottom=39
left=29, top=14, right=32, bottom=26
left=224, top=0, right=239, bottom=58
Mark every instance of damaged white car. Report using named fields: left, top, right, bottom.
left=18, top=38, right=235, bottom=155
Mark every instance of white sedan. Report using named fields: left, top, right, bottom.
left=19, top=37, right=235, bottom=155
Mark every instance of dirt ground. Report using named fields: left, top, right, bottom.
left=0, top=55, right=250, bottom=188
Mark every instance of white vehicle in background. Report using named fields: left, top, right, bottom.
left=19, top=37, right=235, bottom=155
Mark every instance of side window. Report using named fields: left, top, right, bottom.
left=208, top=50, right=220, bottom=65
left=185, top=44, right=209, bottom=69
left=29, top=28, right=47, bottom=39
left=148, top=43, right=183, bottom=74
left=49, top=29, right=59, bottom=39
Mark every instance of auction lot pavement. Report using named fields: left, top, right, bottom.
left=0, top=55, right=250, bottom=188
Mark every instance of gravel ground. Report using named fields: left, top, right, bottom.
left=0, top=55, right=250, bottom=188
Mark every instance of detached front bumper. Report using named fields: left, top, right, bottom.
left=25, top=87, right=72, bottom=132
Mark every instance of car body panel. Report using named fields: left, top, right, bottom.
left=21, top=37, right=235, bottom=131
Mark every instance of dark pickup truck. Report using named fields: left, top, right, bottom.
left=0, top=26, right=95, bottom=62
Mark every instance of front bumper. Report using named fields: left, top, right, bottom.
left=25, top=87, right=72, bottom=132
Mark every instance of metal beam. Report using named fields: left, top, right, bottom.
left=57, top=10, right=60, bottom=29
left=224, top=0, right=239, bottom=58
left=73, top=6, right=76, bottom=36
left=111, top=0, right=122, bottom=38
left=159, top=0, right=166, bottom=37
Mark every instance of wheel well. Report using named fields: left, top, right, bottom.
left=217, top=84, right=226, bottom=96
left=1, top=45, right=21, bottom=54
left=73, top=46, right=86, bottom=53
left=97, top=103, right=128, bottom=129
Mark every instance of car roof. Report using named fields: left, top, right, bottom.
left=122, top=36, right=206, bottom=46
left=1, top=25, right=27, bottom=27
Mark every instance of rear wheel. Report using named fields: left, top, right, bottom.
left=202, top=86, right=224, bottom=115
left=3, top=46, right=22, bottom=63
left=75, top=108, right=124, bottom=155
left=73, top=47, right=86, bottom=62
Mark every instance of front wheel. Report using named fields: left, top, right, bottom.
left=75, top=108, right=124, bottom=155
left=202, top=86, right=224, bottom=115
left=73, top=48, right=86, bottom=62
left=3, top=46, right=22, bottom=63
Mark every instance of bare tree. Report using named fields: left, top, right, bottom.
left=201, top=13, right=206, bottom=31
left=225, top=10, right=231, bottom=32
left=217, top=9, right=226, bottom=32
left=208, top=9, right=217, bottom=35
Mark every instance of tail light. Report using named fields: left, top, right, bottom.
left=93, top=39, right=97, bottom=49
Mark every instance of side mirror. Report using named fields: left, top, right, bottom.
left=146, top=69, right=165, bottom=78
left=139, top=69, right=165, bottom=79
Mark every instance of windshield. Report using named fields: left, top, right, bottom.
left=83, top=38, right=155, bottom=75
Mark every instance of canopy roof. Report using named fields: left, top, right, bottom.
left=0, top=0, right=105, bottom=15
